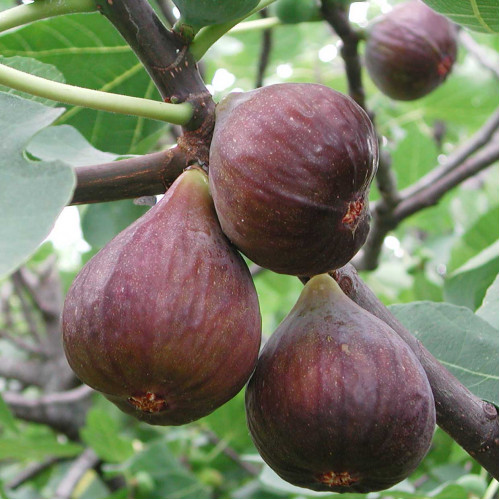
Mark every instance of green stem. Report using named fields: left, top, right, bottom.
left=0, top=63, right=193, bottom=125
left=230, top=16, right=281, bottom=33
left=484, top=479, right=499, bottom=499
left=0, top=0, right=96, bottom=33
left=190, top=0, right=277, bottom=61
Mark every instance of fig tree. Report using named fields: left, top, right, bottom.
left=209, top=83, right=378, bottom=277
left=364, top=0, right=457, bottom=101
left=62, top=169, right=262, bottom=426
left=271, top=0, right=320, bottom=24
left=245, top=274, right=436, bottom=493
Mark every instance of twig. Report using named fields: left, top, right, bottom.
left=0, top=328, right=46, bottom=356
left=320, top=0, right=366, bottom=110
left=401, top=109, right=499, bottom=199
left=394, top=139, right=499, bottom=220
left=255, top=9, right=273, bottom=88
left=3, top=385, right=93, bottom=440
left=6, top=457, right=61, bottom=490
left=70, top=147, right=187, bottom=205
left=54, top=448, right=100, bottom=499
left=359, top=137, right=499, bottom=270
left=11, top=271, right=44, bottom=346
left=459, top=30, right=499, bottom=78
left=333, top=264, right=499, bottom=479
left=0, top=357, right=46, bottom=387
left=204, top=430, right=261, bottom=476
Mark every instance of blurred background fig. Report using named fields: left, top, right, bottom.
left=364, top=0, right=457, bottom=101
left=245, top=274, right=436, bottom=493
left=209, top=83, right=378, bottom=277
left=62, top=169, right=262, bottom=426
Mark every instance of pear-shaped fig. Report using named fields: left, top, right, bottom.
left=172, top=0, right=259, bottom=28
left=62, top=169, right=262, bottom=426
left=364, top=0, right=457, bottom=101
left=245, top=274, right=435, bottom=493
left=209, top=83, right=378, bottom=277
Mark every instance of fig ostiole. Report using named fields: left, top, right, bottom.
left=245, top=273, right=436, bottom=493
left=364, top=0, right=457, bottom=101
left=62, top=168, right=262, bottom=426
left=209, top=83, right=378, bottom=277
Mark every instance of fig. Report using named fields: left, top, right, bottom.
left=245, top=274, right=436, bottom=493
left=209, top=83, right=378, bottom=277
left=62, top=168, right=262, bottom=426
left=364, top=0, right=457, bottom=101
left=172, top=0, right=259, bottom=28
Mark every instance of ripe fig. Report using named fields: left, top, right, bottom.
left=245, top=274, right=436, bottom=493
left=209, top=83, right=378, bottom=277
left=62, top=169, right=262, bottom=426
left=364, top=0, right=457, bottom=101
left=172, top=0, right=259, bottom=28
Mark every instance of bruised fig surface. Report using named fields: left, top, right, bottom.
left=62, top=169, right=261, bottom=426
left=209, top=83, right=378, bottom=277
left=364, top=0, right=457, bottom=101
left=245, top=274, right=435, bottom=493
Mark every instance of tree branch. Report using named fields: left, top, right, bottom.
left=94, top=0, right=214, bottom=133
left=358, top=137, right=499, bottom=270
left=320, top=0, right=366, bottom=110
left=70, top=147, right=187, bottom=205
left=255, top=9, right=273, bottom=88
left=54, top=448, right=100, bottom=499
left=6, top=457, right=61, bottom=490
left=3, top=385, right=93, bottom=440
left=401, top=109, right=499, bottom=200
left=459, top=29, right=499, bottom=78
left=332, top=264, right=499, bottom=479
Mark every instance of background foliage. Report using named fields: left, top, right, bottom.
left=0, top=0, right=498, bottom=498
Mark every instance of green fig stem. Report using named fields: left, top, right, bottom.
left=0, top=0, right=96, bottom=33
left=230, top=16, right=281, bottom=33
left=190, top=0, right=278, bottom=61
left=0, top=62, right=193, bottom=125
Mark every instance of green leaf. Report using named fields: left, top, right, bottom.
left=391, top=123, right=439, bottom=190
left=448, top=205, right=499, bottom=272
left=421, top=0, right=498, bottom=33
left=0, top=393, right=18, bottom=434
left=0, top=92, right=75, bottom=278
left=113, top=438, right=211, bottom=498
left=476, top=275, right=499, bottom=329
left=0, top=13, right=167, bottom=155
left=81, top=200, right=150, bottom=249
left=0, top=434, right=83, bottom=461
left=444, top=241, right=499, bottom=310
left=80, top=408, right=134, bottom=463
left=389, top=301, right=499, bottom=405
left=27, top=124, right=120, bottom=167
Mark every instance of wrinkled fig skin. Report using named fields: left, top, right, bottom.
left=245, top=274, right=436, bottom=493
left=62, top=169, right=262, bottom=426
left=364, top=0, right=457, bottom=101
left=209, top=83, right=378, bottom=277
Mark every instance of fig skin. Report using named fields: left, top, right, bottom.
left=245, top=274, right=436, bottom=493
left=62, top=169, right=262, bottom=426
left=364, top=0, right=457, bottom=101
left=209, top=83, right=378, bottom=277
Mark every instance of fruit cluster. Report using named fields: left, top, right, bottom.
left=62, top=0, right=458, bottom=488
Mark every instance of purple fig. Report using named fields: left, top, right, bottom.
left=62, top=169, right=261, bottom=426
left=245, top=274, right=435, bottom=493
left=209, top=83, right=378, bottom=277
left=364, top=0, right=457, bottom=101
